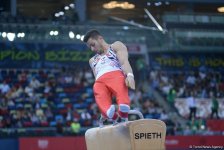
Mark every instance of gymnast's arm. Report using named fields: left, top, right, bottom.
left=112, top=41, right=135, bottom=90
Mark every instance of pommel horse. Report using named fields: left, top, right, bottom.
left=85, top=110, right=166, bottom=150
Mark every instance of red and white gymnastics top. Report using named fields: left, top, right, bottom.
left=90, top=46, right=122, bottom=80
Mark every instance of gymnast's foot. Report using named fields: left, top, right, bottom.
left=99, top=115, right=107, bottom=128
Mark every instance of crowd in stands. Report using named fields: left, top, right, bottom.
left=149, top=69, right=224, bottom=135
left=1, top=65, right=223, bottom=137
left=0, top=67, right=171, bottom=137
left=150, top=69, right=224, bottom=99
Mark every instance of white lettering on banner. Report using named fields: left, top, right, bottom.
left=165, top=139, right=179, bottom=145
left=38, top=139, right=49, bottom=149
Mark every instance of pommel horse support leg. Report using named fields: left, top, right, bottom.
left=85, top=110, right=166, bottom=150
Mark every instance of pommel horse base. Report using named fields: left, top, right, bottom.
left=85, top=110, right=166, bottom=150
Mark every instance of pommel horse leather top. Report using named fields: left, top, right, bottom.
left=85, top=110, right=166, bottom=150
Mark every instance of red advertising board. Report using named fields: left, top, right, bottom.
left=207, top=119, right=224, bottom=131
left=166, top=136, right=224, bottom=149
left=19, top=136, right=86, bottom=150
left=19, top=136, right=224, bottom=150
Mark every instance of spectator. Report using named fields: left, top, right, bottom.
left=31, top=112, right=40, bottom=126
left=74, top=74, right=82, bottom=85
left=73, top=109, right=81, bottom=121
left=187, top=117, right=199, bottom=134
left=0, top=80, right=10, bottom=94
left=199, top=70, right=206, bottom=80
left=80, top=110, right=92, bottom=126
left=17, top=70, right=27, bottom=85
left=29, top=77, right=41, bottom=90
left=161, top=83, right=172, bottom=95
left=6, top=86, right=18, bottom=99
left=84, top=68, right=94, bottom=85
left=24, top=83, right=34, bottom=97
left=56, top=119, right=63, bottom=136
left=183, top=125, right=193, bottom=135
left=66, top=108, right=73, bottom=122
left=15, top=85, right=24, bottom=97
left=210, top=95, right=219, bottom=119
left=186, top=92, right=197, bottom=120
left=186, top=72, right=196, bottom=86
left=64, top=74, right=73, bottom=84
left=167, top=88, right=176, bottom=105
left=70, top=118, right=81, bottom=135
left=176, top=85, right=185, bottom=97
left=45, top=107, right=54, bottom=122
left=160, top=109, right=169, bottom=121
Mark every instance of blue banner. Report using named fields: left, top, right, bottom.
left=0, top=42, right=92, bottom=68
left=0, top=139, right=18, bottom=150
left=149, top=52, right=224, bottom=72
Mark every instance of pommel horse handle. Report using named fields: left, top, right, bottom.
left=128, top=110, right=144, bottom=119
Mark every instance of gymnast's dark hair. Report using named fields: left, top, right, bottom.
left=83, top=29, right=101, bottom=43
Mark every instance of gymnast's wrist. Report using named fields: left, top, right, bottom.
left=127, top=73, right=134, bottom=78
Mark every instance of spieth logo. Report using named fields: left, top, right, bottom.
left=135, top=132, right=162, bottom=139
left=38, top=139, right=49, bottom=149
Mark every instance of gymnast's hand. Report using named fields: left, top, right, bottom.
left=125, top=74, right=135, bottom=90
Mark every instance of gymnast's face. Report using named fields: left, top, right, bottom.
left=87, top=36, right=104, bottom=54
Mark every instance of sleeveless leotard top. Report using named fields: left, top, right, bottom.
left=90, top=46, right=122, bottom=80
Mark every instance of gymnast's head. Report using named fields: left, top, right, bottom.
left=83, top=29, right=106, bottom=54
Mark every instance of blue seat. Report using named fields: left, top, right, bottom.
left=86, top=88, right=93, bottom=95
left=73, top=104, right=81, bottom=109
left=8, top=105, right=16, bottom=110
left=16, top=103, right=24, bottom=109
left=57, top=103, right=65, bottom=109
left=55, top=115, right=63, bottom=121
left=40, top=98, right=47, bottom=104
left=50, top=121, right=56, bottom=126
left=86, top=98, right=94, bottom=103
left=153, top=113, right=161, bottom=119
left=145, top=114, right=153, bottom=119
left=73, top=103, right=88, bottom=109
left=59, top=93, right=66, bottom=98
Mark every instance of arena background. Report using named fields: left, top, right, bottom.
left=0, top=0, right=224, bottom=149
